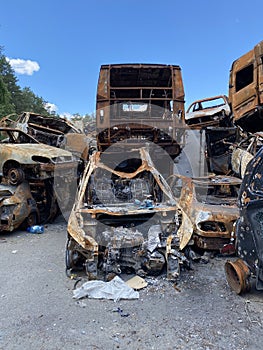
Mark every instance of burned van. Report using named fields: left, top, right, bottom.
left=96, top=64, right=186, bottom=160
left=229, top=40, right=263, bottom=132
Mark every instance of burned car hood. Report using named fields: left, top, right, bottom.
left=192, top=202, right=239, bottom=223
left=0, top=143, right=74, bottom=163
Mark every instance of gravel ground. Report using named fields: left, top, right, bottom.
left=1, top=216, right=263, bottom=350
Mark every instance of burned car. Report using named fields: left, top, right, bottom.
left=168, top=174, right=241, bottom=251
left=0, top=182, right=38, bottom=232
left=0, top=128, right=79, bottom=185
left=0, top=112, right=82, bottom=147
left=66, top=147, right=193, bottom=281
left=185, top=95, right=232, bottom=129
left=0, top=112, right=92, bottom=161
left=225, top=146, right=263, bottom=294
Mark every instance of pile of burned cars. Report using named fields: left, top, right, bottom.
left=65, top=145, right=243, bottom=281
left=0, top=127, right=79, bottom=232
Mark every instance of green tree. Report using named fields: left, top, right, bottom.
left=0, top=46, right=56, bottom=117
left=19, top=87, right=50, bottom=115
left=0, top=74, right=15, bottom=116
left=0, top=47, right=23, bottom=114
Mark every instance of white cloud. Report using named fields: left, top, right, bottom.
left=45, top=103, right=58, bottom=113
left=7, top=57, right=40, bottom=75
left=60, top=112, right=73, bottom=120
left=60, top=112, right=85, bottom=120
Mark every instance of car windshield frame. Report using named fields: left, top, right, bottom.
left=0, top=128, right=39, bottom=144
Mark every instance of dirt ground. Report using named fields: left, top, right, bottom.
left=1, top=216, right=263, bottom=350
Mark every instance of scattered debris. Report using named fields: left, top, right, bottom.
left=27, top=225, right=44, bottom=234
left=72, top=276, right=139, bottom=301
left=112, top=307, right=130, bottom=317
left=126, top=275, right=148, bottom=290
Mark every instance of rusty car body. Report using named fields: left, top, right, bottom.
left=225, top=146, right=263, bottom=294
left=0, top=128, right=78, bottom=185
left=0, top=112, right=92, bottom=161
left=168, top=174, right=241, bottom=251
left=229, top=40, right=263, bottom=132
left=96, top=64, right=186, bottom=160
left=0, top=182, right=39, bottom=232
left=185, top=95, right=232, bottom=129
left=66, top=147, right=195, bottom=281
left=0, top=112, right=81, bottom=147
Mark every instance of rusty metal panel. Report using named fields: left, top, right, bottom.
left=0, top=182, right=38, bottom=232
left=229, top=40, right=263, bottom=132
left=169, top=174, right=240, bottom=251
left=255, top=41, right=263, bottom=105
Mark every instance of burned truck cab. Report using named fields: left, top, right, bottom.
left=229, top=40, right=263, bottom=132
left=225, top=146, right=263, bottom=293
left=96, top=64, right=186, bottom=162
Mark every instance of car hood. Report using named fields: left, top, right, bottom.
left=1, top=143, right=74, bottom=162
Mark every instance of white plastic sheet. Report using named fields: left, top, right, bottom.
left=73, top=276, right=139, bottom=302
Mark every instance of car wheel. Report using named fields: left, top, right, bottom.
left=27, top=212, right=37, bottom=227
left=8, top=168, right=25, bottom=185
left=21, top=211, right=37, bottom=230
left=65, top=237, right=84, bottom=273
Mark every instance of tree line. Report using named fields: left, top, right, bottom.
left=0, top=46, right=61, bottom=118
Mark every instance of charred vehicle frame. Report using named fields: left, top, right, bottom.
left=185, top=95, right=232, bottom=129
left=66, top=147, right=194, bottom=281
left=96, top=64, right=186, bottom=160
left=225, top=146, right=263, bottom=294
left=168, top=174, right=241, bottom=251
left=0, top=182, right=39, bottom=232
left=0, top=127, right=79, bottom=186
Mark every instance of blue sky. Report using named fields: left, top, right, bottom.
left=0, top=0, right=263, bottom=117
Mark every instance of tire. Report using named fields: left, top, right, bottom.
left=8, top=167, right=25, bottom=186
left=27, top=212, right=37, bottom=227
left=20, top=211, right=38, bottom=230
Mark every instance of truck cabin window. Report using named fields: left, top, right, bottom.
left=235, top=64, right=254, bottom=92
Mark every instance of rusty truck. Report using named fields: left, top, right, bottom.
left=229, top=40, right=263, bottom=132
left=96, top=64, right=186, bottom=161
